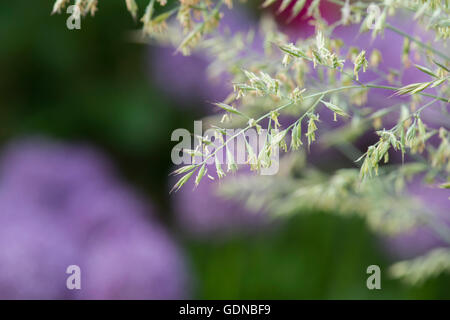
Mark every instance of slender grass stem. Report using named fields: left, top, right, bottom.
left=193, top=82, right=447, bottom=170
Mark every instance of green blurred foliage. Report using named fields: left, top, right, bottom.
left=187, top=213, right=450, bottom=299
left=0, top=1, right=448, bottom=299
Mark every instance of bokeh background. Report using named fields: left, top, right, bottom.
left=0, top=0, right=449, bottom=299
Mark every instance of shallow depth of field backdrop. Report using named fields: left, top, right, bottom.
left=0, top=0, right=449, bottom=299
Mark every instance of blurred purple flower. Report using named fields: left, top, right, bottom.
left=0, top=138, right=115, bottom=221
left=384, top=179, right=450, bottom=260
left=0, top=137, right=189, bottom=299
left=79, top=222, right=189, bottom=299
left=148, top=7, right=257, bottom=111
left=170, top=136, right=271, bottom=237
left=171, top=166, right=268, bottom=237
left=149, top=47, right=230, bottom=106
left=0, top=209, right=79, bottom=299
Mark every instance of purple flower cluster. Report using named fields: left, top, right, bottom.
left=384, top=178, right=450, bottom=260
left=0, top=138, right=189, bottom=299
